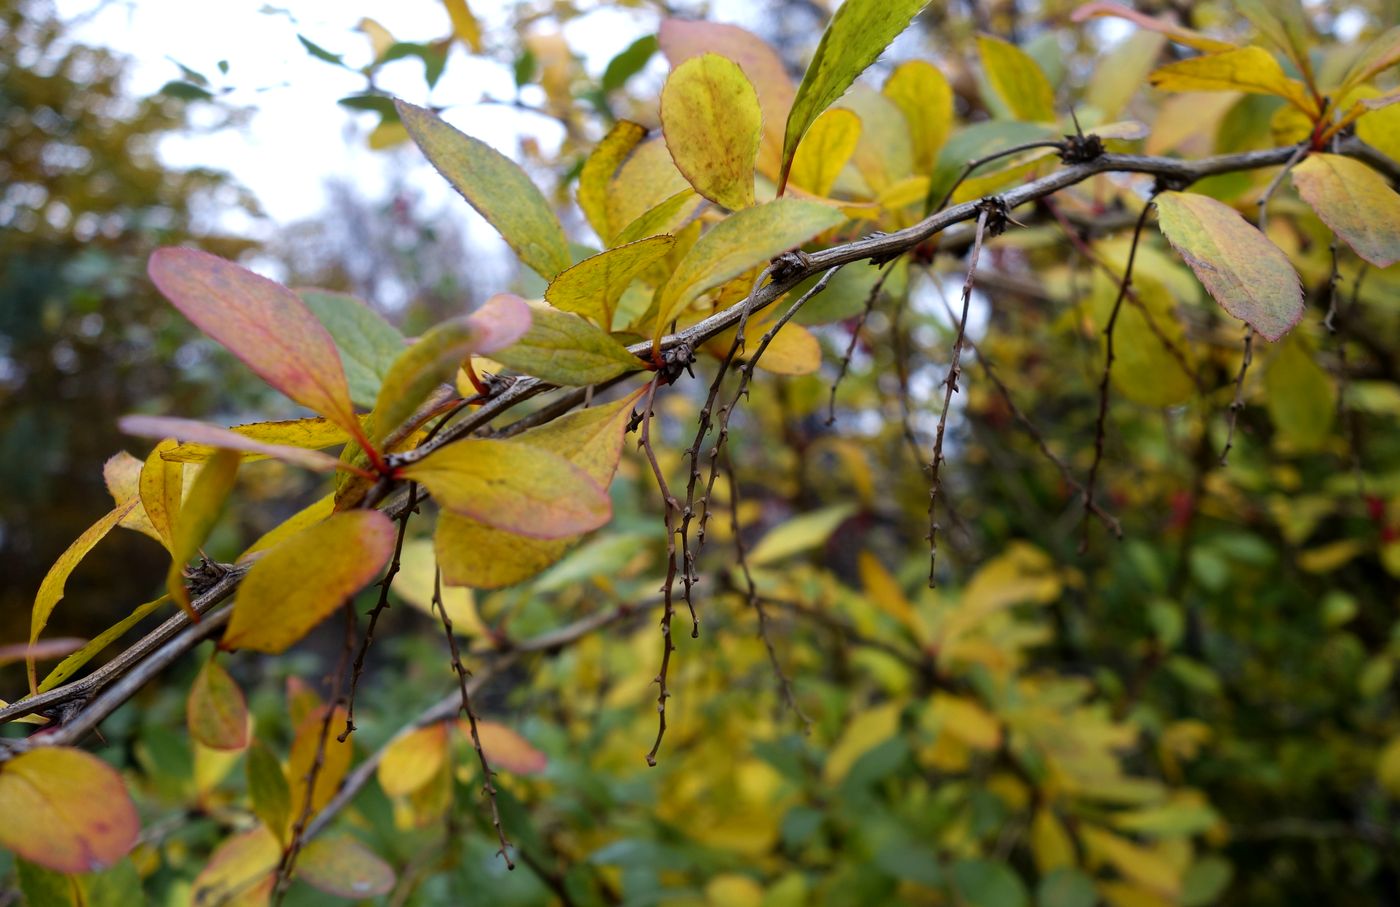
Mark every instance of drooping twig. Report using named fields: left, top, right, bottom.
left=1219, top=326, right=1255, bottom=466
left=638, top=374, right=679, bottom=767
left=927, top=204, right=993, bottom=587
left=828, top=262, right=895, bottom=425
left=1081, top=196, right=1158, bottom=553
left=433, top=567, right=513, bottom=869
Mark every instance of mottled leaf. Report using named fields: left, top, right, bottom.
left=0, top=748, right=139, bottom=874
left=1291, top=153, right=1400, bottom=267
left=1153, top=191, right=1302, bottom=341
left=119, top=416, right=350, bottom=473
left=187, top=655, right=248, bottom=750
left=661, top=53, right=762, bottom=210
left=789, top=107, right=862, bottom=197
left=370, top=293, right=532, bottom=443
left=978, top=34, right=1056, bottom=122
left=404, top=438, right=611, bottom=539
left=148, top=248, right=358, bottom=434
left=397, top=100, right=571, bottom=279
left=297, top=835, right=396, bottom=899
left=778, top=0, right=929, bottom=192
left=436, top=390, right=642, bottom=588
left=654, top=198, right=845, bottom=341
left=223, top=510, right=396, bottom=653
left=299, top=289, right=406, bottom=409
left=491, top=303, right=641, bottom=385
left=546, top=236, right=675, bottom=328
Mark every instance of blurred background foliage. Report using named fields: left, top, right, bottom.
left=3, top=0, right=1400, bottom=904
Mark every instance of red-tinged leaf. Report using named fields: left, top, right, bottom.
left=188, top=656, right=249, bottom=750
left=0, top=748, right=139, bottom=873
left=296, top=836, right=396, bottom=898
left=119, top=416, right=350, bottom=474
left=30, top=500, right=137, bottom=690
left=1071, top=2, right=1238, bottom=53
left=467, top=720, right=548, bottom=774
left=190, top=825, right=279, bottom=907
left=148, top=248, right=358, bottom=433
left=661, top=53, right=762, bottom=210
left=403, top=438, right=612, bottom=539
left=1291, top=154, right=1400, bottom=268
left=0, top=639, right=85, bottom=668
left=1153, top=191, right=1303, bottom=342
left=378, top=723, right=449, bottom=797
left=223, top=511, right=396, bottom=653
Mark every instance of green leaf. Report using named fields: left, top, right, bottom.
left=299, top=34, right=347, bottom=66
left=299, top=289, right=406, bottom=408
left=0, top=748, right=139, bottom=874
left=653, top=198, right=845, bottom=342
left=397, top=100, right=571, bottom=280
left=369, top=292, right=531, bottom=444
left=748, top=504, right=856, bottom=566
left=1265, top=333, right=1335, bottom=452
left=404, top=438, right=612, bottom=539
left=613, top=189, right=703, bottom=248
left=977, top=34, right=1056, bottom=122
left=1037, top=868, right=1097, bottom=907
left=223, top=511, right=396, bottom=653
left=436, top=390, right=643, bottom=589
left=187, top=655, right=248, bottom=751
left=778, top=0, right=929, bottom=192
left=1153, top=191, right=1303, bottom=341
left=602, top=34, right=657, bottom=94
left=949, top=858, right=1027, bottom=907
left=492, top=303, right=642, bottom=385
left=246, top=741, right=292, bottom=844
left=545, top=236, right=675, bottom=328
left=1291, top=153, right=1400, bottom=268
left=148, top=248, right=359, bottom=435
left=661, top=53, right=762, bottom=210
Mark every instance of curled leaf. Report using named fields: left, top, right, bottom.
left=119, top=415, right=350, bottom=474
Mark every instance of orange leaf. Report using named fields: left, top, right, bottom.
left=468, top=720, right=548, bottom=774
left=148, top=248, right=359, bottom=435
left=0, top=748, right=139, bottom=873
left=378, top=723, right=449, bottom=797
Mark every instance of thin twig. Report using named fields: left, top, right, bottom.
left=638, top=375, right=679, bottom=767
left=828, top=262, right=895, bottom=425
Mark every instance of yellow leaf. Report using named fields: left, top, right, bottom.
left=659, top=19, right=794, bottom=180
left=653, top=198, right=844, bottom=342
left=1088, top=270, right=1196, bottom=407
left=1154, top=191, right=1303, bottom=342
left=662, top=53, right=762, bottom=210
left=442, top=0, right=482, bottom=52
left=166, top=449, right=240, bottom=616
left=368, top=119, right=409, bottom=150
left=356, top=17, right=395, bottom=60
left=163, top=417, right=353, bottom=464
left=929, top=693, right=1002, bottom=751
left=1356, top=90, right=1400, bottom=160
left=379, top=723, right=449, bottom=796
left=824, top=701, right=901, bottom=784
left=883, top=60, right=953, bottom=173
left=1087, top=30, right=1168, bottom=120
left=613, top=188, right=704, bottom=250
left=1031, top=808, right=1076, bottom=872
left=38, top=595, right=168, bottom=693
left=857, top=551, right=920, bottom=635
left=191, top=825, right=279, bottom=907
left=1264, top=333, right=1334, bottom=453
left=579, top=120, right=646, bottom=242
left=286, top=706, right=354, bottom=832
left=224, top=511, right=396, bottom=653
left=605, top=137, right=693, bottom=243
left=408, top=438, right=611, bottom=540
left=393, top=538, right=485, bottom=635
left=978, top=34, right=1057, bottom=122
left=1080, top=825, right=1181, bottom=897
left=788, top=107, right=862, bottom=197
left=240, top=493, right=334, bottom=560
left=0, top=748, right=139, bottom=874
left=470, top=721, right=549, bottom=774
left=1378, top=736, right=1400, bottom=796
left=1148, top=47, right=1314, bottom=114
left=748, top=504, right=855, bottom=566
left=546, top=236, right=675, bottom=329
left=120, top=415, right=349, bottom=473
left=1297, top=539, right=1366, bottom=573
left=436, top=391, right=641, bottom=589
left=835, top=87, right=914, bottom=196
left=139, top=439, right=183, bottom=552
left=187, top=654, right=249, bottom=751
left=104, top=450, right=162, bottom=544
left=30, top=500, right=136, bottom=689
left=705, top=874, right=765, bottom=907
left=1291, top=153, right=1400, bottom=268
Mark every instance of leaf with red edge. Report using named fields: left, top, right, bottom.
left=1153, top=191, right=1303, bottom=342
left=188, top=656, right=249, bottom=750
left=1291, top=153, right=1400, bottom=268
left=119, top=416, right=350, bottom=474
left=147, top=248, right=359, bottom=434
left=469, top=720, right=549, bottom=774
left=0, top=748, right=139, bottom=873
left=223, top=511, right=396, bottom=653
